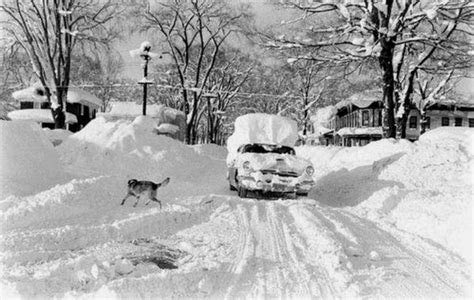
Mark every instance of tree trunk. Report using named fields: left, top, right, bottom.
left=379, top=41, right=397, bottom=138
left=396, top=114, right=408, bottom=139
left=53, top=88, right=67, bottom=129
left=420, top=110, right=428, bottom=135
left=52, top=106, right=66, bottom=129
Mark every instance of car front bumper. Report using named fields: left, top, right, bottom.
left=237, top=171, right=314, bottom=194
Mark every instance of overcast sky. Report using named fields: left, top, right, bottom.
left=116, top=0, right=287, bottom=80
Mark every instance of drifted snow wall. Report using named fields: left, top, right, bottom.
left=0, top=121, right=71, bottom=198
left=297, top=127, right=473, bottom=262
left=58, top=116, right=227, bottom=196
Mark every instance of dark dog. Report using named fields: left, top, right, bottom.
left=121, top=177, right=170, bottom=208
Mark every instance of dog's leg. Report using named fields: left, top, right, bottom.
left=133, top=196, right=140, bottom=207
left=151, top=197, right=162, bottom=209
left=121, top=193, right=132, bottom=206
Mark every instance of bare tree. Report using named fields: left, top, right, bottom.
left=201, top=48, right=254, bottom=144
left=138, top=0, right=250, bottom=144
left=1, top=0, right=120, bottom=128
left=286, top=59, right=328, bottom=140
left=263, top=0, right=473, bottom=138
left=71, top=52, right=124, bottom=112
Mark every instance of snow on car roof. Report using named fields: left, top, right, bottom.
left=7, top=109, right=78, bottom=124
left=227, top=113, right=298, bottom=152
left=226, top=113, right=298, bottom=164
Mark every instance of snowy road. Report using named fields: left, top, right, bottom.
left=1, top=182, right=470, bottom=298
left=179, top=196, right=470, bottom=299
left=1, top=121, right=471, bottom=298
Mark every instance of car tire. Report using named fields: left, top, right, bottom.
left=238, top=186, right=248, bottom=198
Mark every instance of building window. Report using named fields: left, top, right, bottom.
left=441, top=117, right=449, bottom=126
left=378, top=110, right=383, bottom=126
left=469, top=118, right=474, bottom=127
left=20, top=101, right=34, bottom=109
left=409, top=116, right=417, bottom=129
left=454, top=117, right=463, bottom=127
left=362, top=110, right=369, bottom=126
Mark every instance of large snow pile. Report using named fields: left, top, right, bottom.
left=369, top=128, right=473, bottom=261
left=0, top=121, right=72, bottom=199
left=58, top=116, right=227, bottom=197
left=297, top=127, right=473, bottom=262
left=226, top=113, right=298, bottom=162
left=103, top=102, right=187, bottom=141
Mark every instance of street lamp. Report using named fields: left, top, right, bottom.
left=130, top=41, right=160, bottom=116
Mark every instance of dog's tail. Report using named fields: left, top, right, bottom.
left=157, top=177, right=170, bottom=188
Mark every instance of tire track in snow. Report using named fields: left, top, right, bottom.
left=224, top=200, right=340, bottom=299
left=321, top=208, right=470, bottom=297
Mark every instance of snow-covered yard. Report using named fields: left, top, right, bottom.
left=0, top=118, right=472, bottom=298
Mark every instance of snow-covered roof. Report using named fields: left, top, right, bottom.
left=7, top=109, right=78, bottom=124
left=427, top=98, right=474, bottom=109
left=336, top=126, right=383, bottom=136
left=12, top=83, right=102, bottom=108
left=335, top=90, right=382, bottom=110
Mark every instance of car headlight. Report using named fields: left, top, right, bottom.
left=305, top=166, right=314, bottom=176
left=243, top=161, right=251, bottom=171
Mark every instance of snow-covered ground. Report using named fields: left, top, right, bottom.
left=0, top=117, right=472, bottom=299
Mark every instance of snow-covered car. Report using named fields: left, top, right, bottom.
left=227, top=143, right=315, bottom=198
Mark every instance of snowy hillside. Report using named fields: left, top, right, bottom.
left=0, top=118, right=472, bottom=299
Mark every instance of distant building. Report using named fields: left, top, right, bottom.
left=326, top=91, right=389, bottom=146
left=100, top=102, right=187, bottom=142
left=8, top=83, right=101, bottom=132
left=311, top=92, right=474, bottom=147
left=421, top=99, right=474, bottom=132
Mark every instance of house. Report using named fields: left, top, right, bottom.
left=421, top=99, right=474, bottom=131
left=100, top=102, right=187, bottom=142
left=7, top=83, right=102, bottom=132
left=330, top=91, right=388, bottom=146
left=312, top=92, right=474, bottom=147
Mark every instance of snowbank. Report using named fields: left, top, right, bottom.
left=297, top=128, right=473, bottom=262
left=0, top=121, right=72, bottom=199
left=58, top=116, right=227, bottom=197
left=369, top=128, right=473, bottom=261
left=226, top=113, right=298, bottom=162
left=42, top=128, right=72, bottom=146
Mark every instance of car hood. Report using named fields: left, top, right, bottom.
left=236, top=153, right=311, bottom=175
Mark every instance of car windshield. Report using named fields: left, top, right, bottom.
left=241, top=144, right=295, bottom=155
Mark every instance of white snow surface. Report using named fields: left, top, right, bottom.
left=226, top=113, right=298, bottom=163
left=8, top=109, right=78, bottom=124
left=0, top=118, right=472, bottom=299
left=0, top=121, right=73, bottom=199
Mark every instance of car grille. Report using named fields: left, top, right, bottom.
left=261, top=169, right=299, bottom=177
